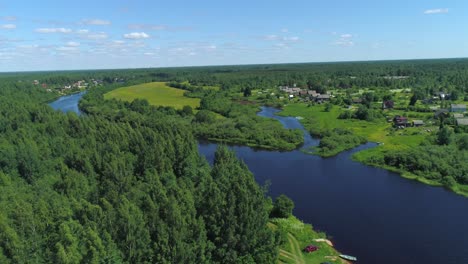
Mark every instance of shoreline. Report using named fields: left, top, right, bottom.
left=275, top=105, right=468, bottom=198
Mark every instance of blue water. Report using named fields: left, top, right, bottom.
left=48, top=92, right=85, bottom=115
left=50, top=96, right=468, bottom=264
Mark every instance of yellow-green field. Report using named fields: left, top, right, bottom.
left=104, top=82, right=200, bottom=109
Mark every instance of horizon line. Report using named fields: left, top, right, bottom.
left=1, top=56, right=468, bottom=74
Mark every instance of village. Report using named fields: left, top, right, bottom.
left=32, top=77, right=126, bottom=94
left=276, top=84, right=468, bottom=129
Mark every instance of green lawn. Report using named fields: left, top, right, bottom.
left=104, top=82, right=200, bottom=109
left=270, top=216, right=346, bottom=264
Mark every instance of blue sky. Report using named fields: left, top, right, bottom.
left=0, top=0, right=466, bottom=71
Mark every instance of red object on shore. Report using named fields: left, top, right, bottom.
left=304, top=245, right=318, bottom=253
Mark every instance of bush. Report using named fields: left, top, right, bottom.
left=270, top=195, right=295, bottom=218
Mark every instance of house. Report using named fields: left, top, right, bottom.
left=352, top=98, right=363, bottom=104
left=315, top=94, right=331, bottom=103
left=450, top=104, right=467, bottom=113
left=413, top=120, right=424, bottom=127
left=456, top=118, right=468, bottom=126
left=434, top=109, right=449, bottom=118
left=453, top=113, right=464, bottom=118
left=307, top=90, right=318, bottom=97
left=299, top=90, right=308, bottom=97
left=382, top=100, right=394, bottom=109
left=393, top=115, right=409, bottom=127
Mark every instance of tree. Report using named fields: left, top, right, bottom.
left=457, top=135, right=468, bottom=150
left=181, top=105, right=193, bottom=116
left=437, top=126, right=452, bottom=145
left=194, top=110, right=216, bottom=123
left=243, top=87, right=252, bottom=97
left=270, top=195, right=294, bottom=218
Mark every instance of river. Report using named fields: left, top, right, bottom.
left=50, top=94, right=468, bottom=264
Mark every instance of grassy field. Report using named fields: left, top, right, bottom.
left=104, top=82, right=200, bottom=109
left=270, top=216, right=347, bottom=264
left=279, top=103, right=429, bottom=152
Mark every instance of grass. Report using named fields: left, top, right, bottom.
left=279, top=103, right=429, bottom=153
left=104, top=82, right=200, bottom=109
left=270, top=216, right=346, bottom=264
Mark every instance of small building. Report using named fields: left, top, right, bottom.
left=453, top=113, right=464, bottom=118
left=413, top=120, right=424, bottom=127
left=456, top=118, right=468, bottom=126
left=307, top=90, right=318, bottom=97
left=299, top=90, right=308, bottom=97
left=352, top=98, right=363, bottom=104
left=393, top=115, right=409, bottom=127
left=382, top=100, right=394, bottom=109
left=315, top=94, right=331, bottom=103
left=434, top=109, right=449, bottom=118
left=450, top=104, right=467, bottom=113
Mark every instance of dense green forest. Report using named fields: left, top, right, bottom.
left=0, top=81, right=280, bottom=263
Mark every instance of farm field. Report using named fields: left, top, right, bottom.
left=104, top=82, right=200, bottom=109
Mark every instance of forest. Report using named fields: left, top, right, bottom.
left=0, top=80, right=282, bottom=263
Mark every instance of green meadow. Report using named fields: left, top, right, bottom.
left=104, top=82, right=200, bottom=109
left=279, top=103, right=429, bottom=153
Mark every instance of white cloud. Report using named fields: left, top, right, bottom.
left=334, top=34, right=355, bottom=47
left=82, top=19, right=111, bottom=25
left=84, top=32, right=108, bottom=40
left=281, top=28, right=289, bottom=33
left=76, top=29, right=89, bottom=34
left=129, top=24, right=166, bottom=30
left=18, top=44, right=39, bottom=49
left=424, top=8, right=449, bottom=14
left=2, top=16, right=17, bottom=21
left=113, top=40, right=125, bottom=44
left=204, top=45, right=217, bottom=50
left=334, top=40, right=354, bottom=47
left=123, top=32, right=150, bottom=39
left=283, top=36, right=300, bottom=42
left=56, top=46, right=78, bottom=51
left=35, top=28, right=72, bottom=33
left=144, top=52, right=155, bottom=56
left=66, top=41, right=80, bottom=47
left=263, top=34, right=279, bottom=41
left=1, top=24, right=16, bottom=29
left=262, top=35, right=300, bottom=42
left=275, top=43, right=289, bottom=48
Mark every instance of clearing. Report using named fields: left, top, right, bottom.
left=104, top=82, right=200, bottom=109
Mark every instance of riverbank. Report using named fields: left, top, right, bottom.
left=270, top=216, right=347, bottom=264
left=353, top=148, right=468, bottom=198
left=278, top=103, right=468, bottom=198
